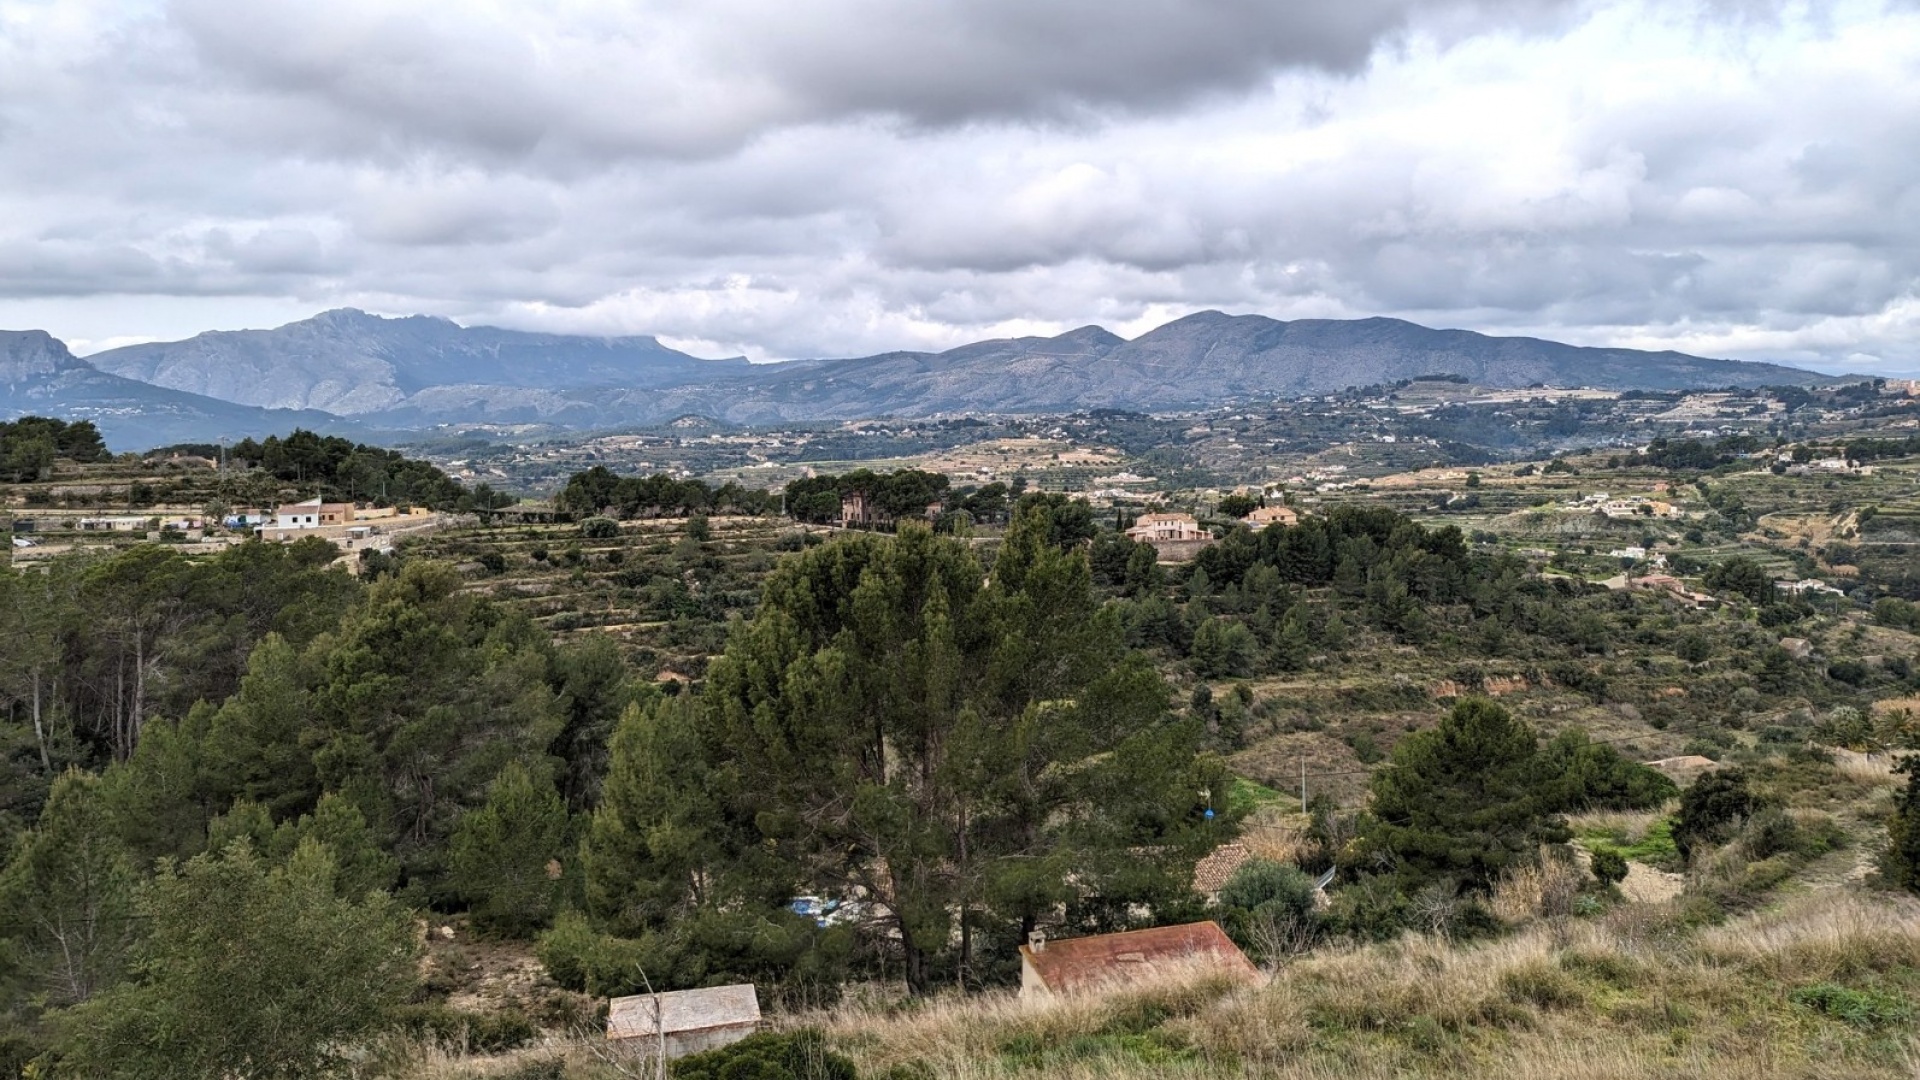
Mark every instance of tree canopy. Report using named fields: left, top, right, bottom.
left=580, top=501, right=1225, bottom=993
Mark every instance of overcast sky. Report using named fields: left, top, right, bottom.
left=1, top=0, right=1916, bottom=375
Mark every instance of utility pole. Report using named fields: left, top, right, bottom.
left=1301, top=758, right=1307, bottom=815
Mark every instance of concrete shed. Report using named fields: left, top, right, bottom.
left=606, top=983, right=761, bottom=1058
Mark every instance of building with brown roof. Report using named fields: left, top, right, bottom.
left=1191, top=842, right=1253, bottom=900
left=1242, top=505, right=1299, bottom=529
left=1018, top=921, right=1257, bottom=1001
left=1125, top=512, right=1215, bottom=563
left=840, top=489, right=891, bottom=528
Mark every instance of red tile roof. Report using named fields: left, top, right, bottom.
left=1019, top=921, right=1257, bottom=995
left=1191, top=843, right=1252, bottom=896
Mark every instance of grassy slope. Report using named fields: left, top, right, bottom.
left=406, top=887, right=1920, bottom=1080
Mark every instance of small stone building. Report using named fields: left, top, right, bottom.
left=606, top=983, right=761, bottom=1058
left=1018, top=921, right=1257, bottom=1001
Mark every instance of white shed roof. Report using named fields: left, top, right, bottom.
left=607, top=984, right=760, bottom=1040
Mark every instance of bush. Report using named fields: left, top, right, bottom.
left=393, top=999, right=537, bottom=1053
left=1218, top=859, right=1320, bottom=960
left=1788, top=983, right=1914, bottom=1029
left=581, top=517, right=620, bottom=539
left=394, top=1003, right=539, bottom=1053
left=1673, top=768, right=1763, bottom=861
left=671, top=1029, right=855, bottom=1080
left=1589, top=848, right=1628, bottom=886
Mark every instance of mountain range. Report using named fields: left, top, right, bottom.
left=6, top=309, right=1841, bottom=449
left=1, top=330, right=358, bottom=450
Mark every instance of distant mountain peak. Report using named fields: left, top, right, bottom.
left=1054, top=325, right=1126, bottom=348
left=87, top=309, right=751, bottom=415
left=0, top=329, right=88, bottom=382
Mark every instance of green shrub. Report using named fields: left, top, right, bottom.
left=670, top=1029, right=855, bottom=1080
left=394, top=1003, right=538, bottom=1052
left=1788, top=983, right=1914, bottom=1029
left=582, top=517, right=620, bottom=539
left=1674, top=768, right=1763, bottom=861
left=1218, top=859, right=1321, bottom=960
left=1589, top=848, right=1628, bottom=886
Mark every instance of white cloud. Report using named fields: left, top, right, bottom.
left=0, top=0, right=1914, bottom=375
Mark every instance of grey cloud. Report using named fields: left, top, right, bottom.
left=156, top=0, right=1578, bottom=164
left=0, top=0, right=1917, bottom=375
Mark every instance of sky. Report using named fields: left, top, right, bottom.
left=0, top=0, right=1916, bottom=376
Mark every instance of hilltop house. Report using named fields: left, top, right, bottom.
left=271, top=497, right=355, bottom=530
left=606, top=984, right=760, bottom=1058
left=1242, top=505, right=1299, bottom=529
left=840, top=490, right=890, bottom=529
left=1126, top=512, right=1215, bottom=562
left=1018, top=922, right=1257, bottom=1001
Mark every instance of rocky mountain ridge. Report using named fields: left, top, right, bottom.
left=88, top=309, right=753, bottom=415
left=8, top=309, right=1845, bottom=445
left=2, top=331, right=359, bottom=450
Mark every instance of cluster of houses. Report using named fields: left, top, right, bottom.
left=1121, top=503, right=1301, bottom=563
left=250, top=498, right=431, bottom=544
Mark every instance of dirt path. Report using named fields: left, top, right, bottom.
left=1618, top=861, right=1685, bottom=903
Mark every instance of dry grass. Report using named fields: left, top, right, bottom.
left=1237, top=813, right=1308, bottom=864
left=1828, top=748, right=1903, bottom=787
left=1869, top=695, right=1920, bottom=722
left=1565, top=806, right=1672, bottom=846
left=799, top=889, right=1920, bottom=1080
left=395, top=892, right=1920, bottom=1079
left=1489, top=848, right=1587, bottom=923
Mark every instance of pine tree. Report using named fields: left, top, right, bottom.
left=1361, top=698, right=1568, bottom=892
left=451, top=763, right=570, bottom=936
left=693, top=507, right=1222, bottom=994
left=1887, top=756, right=1920, bottom=893
left=0, top=772, right=137, bottom=1007
left=581, top=698, right=745, bottom=935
